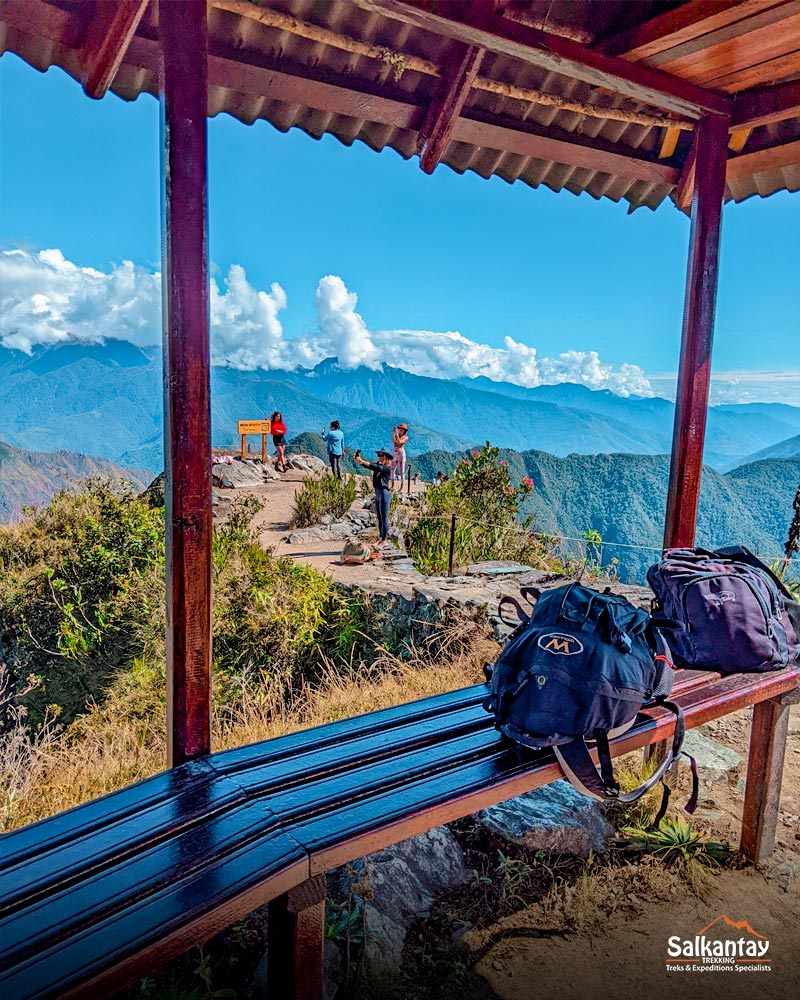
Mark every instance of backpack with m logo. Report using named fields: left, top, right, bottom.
left=484, top=583, right=691, bottom=813
left=647, top=546, right=800, bottom=673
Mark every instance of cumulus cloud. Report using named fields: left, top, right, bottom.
left=1, top=248, right=654, bottom=396
left=306, top=275, right=653, bottom=397
left=0, top=248, right=161, bottom=352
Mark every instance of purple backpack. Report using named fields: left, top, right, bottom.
left=647, top=546, right=800, bottom=673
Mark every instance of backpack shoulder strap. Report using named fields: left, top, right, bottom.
left=554, top=701, right=688, bottom=805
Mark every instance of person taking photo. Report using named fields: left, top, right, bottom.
left=353, top=448, right=393, bottom=548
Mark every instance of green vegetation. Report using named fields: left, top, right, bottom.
left=404, top=443, right=543, bottom=574
left=292, top=472, right=358, bottom=528
left=0, top=481, right=372, bottom=735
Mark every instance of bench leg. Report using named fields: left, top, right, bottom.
left=268, top=874, right=326, bottom=1000
left=740, top=691, right=798, bottom=863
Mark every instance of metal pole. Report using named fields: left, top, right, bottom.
left=447, top=513, right=457, bottom=577
left=160, top=0, right=212, bottom=766
left=407, top=465, right=411, bottom=495
left=663, top=114, right=729, bottom=550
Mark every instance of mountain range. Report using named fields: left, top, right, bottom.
left=0, top=440, right=147, bottom=524
left=3, top=341, right=800, bottom=478
left=412, top=447, right=799, bottom=583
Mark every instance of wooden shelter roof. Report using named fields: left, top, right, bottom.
left=2, top=0, right=800, bottom=211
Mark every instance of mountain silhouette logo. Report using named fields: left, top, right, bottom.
left=696, top=915, right=767, bottom=939
left=666, top=914, right=771, bottom=969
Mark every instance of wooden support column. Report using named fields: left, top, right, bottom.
left=160, top=0, right=212, bottom=766
left=268, top=875, right=326, bottom=1000
left=741, top=689, right=800, bottom=863
left=417, top=40, right=484, bottom=174
left=663, top=114, right=729, bottom=549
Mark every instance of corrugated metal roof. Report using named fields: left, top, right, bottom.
left=2, top=0, right=799, bottom=211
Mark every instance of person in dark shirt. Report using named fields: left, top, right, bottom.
left=354, top=448, right=393, bottom=546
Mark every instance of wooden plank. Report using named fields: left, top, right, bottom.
left=659, top=125, right=681, bottom=159
left=664, top=115, right=729, bottom=549
left=728, top=127, right=753, bottom=152
left=727, top=136, right=800, bottom=179
left=741, top=696, right=793, bottom=862
left=78, top=0, right=148, bottom=99
left=453, top=115, right=680, bottom=186
left=353, top=0, right=732, bottom=118
left=659, top=9, right=800, bottom=84
left=707, top=48, right=800, bottom=93
left=159, top=0, right=213, bottom=766
left=600, top=1, right=772, bottom=61
left=732, top=78, right=800, bottom=128
left=417, top=40, right=484, bottom=174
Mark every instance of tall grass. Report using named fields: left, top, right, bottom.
left=292, top=473, right=358, bottom=527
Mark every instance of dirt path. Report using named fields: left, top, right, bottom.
left=222, top=474, right=426, bottom=584
left=475, top=867, right=800, bottom=1000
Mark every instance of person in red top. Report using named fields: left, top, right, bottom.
left=269, top=411, right=288, bottom=472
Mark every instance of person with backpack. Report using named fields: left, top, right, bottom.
left=321, top=420, right=344, bottom=479
left=354, top=448, right=392, bottom=548
left=269, top=411, right=288, bottom=472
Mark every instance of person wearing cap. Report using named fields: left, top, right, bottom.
left=391, top=422, right=409, bottom=491
left=353, top=448, right=393, bottom=546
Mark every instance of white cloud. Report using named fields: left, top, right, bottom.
left=0, top=248, right=160, bottom=352
left=649, top=371, right=800, bottom=407
left=1, top=247, right=654, bottom=396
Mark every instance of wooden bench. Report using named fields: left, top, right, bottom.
left=1, top=664, right=798, bottom=1000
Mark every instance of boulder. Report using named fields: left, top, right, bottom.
left=467, top=560, right=534, bottom=576
left=286, top=453, right=327, bottom=473
left=475, top=780, right=612, bottom=858
left=286, top=521, right=356, bottom=544
left=682, top=730, right=743, bottom=787
left=333, top=826, right=470, bottom=972
left=212, top=461, right=268, bottom=488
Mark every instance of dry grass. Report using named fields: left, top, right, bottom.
left=1, top=617, right=496, bottom=833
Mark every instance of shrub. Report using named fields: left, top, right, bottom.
left=404, top=443, right=545, bottom=574
left=292, top=473, right=358, bottom=528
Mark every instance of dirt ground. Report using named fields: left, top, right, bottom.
left=224, top=474, right=800, bottom=997
left=472, top=706, right=800, bottom=1000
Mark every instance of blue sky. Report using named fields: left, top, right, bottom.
left=1, top=52, right=798, bottom=400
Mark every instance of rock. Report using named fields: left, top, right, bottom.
left=682, top=730, right=743, bottom=787
left=286, top=522, right=358, bottom=544
left=475, top=780, right=612, bottom=858
left=767, top=858, right=797, bottom=893
left=212, top=460, right=268, bottom=488
left=467, top=560, right=534, bottom=576
left=286, top=453, right=327, bottom=473
left=324, top=939, right=345, bottom=1000
left=336, top=826, right=469, bottom=971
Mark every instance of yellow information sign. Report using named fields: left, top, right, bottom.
left=238, top=420, right=270, bottom=435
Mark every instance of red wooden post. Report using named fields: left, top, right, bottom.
left=160, top=0, right=212, bottom=766
left=740, top=689, right=799, bottom=863
left=663, top=114, right=729, bottom=549
left=268, top=876, right=326, bottom=1000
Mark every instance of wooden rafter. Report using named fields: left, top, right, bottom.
left=601, top=0, right=788, bottom=62
left=142, top=35, right=681, bottom=188
left=353, top=0, right=732, bottom=118
left=675, top=133, right=699, bottom=212
left=78, top=0, right=149, bottom=99
left=727, top=137, right=800, bottom=181
left=417, top=41, right=484, bottom=173
left=732, top=79, right=800, bottom=129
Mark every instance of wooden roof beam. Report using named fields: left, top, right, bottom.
left=417, top=41, right=484, bottom=174
left=732, top=80, right=800, bottom=130
left=600, top=1, right=784, bottom=62
left=79, top=0, right=149, bottom=99
left=353, top=0, right=732, bottom=118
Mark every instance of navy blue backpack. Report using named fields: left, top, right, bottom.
left=485, top=583, right=694, bottom=816
left=647, top=546, right=800, bottom=673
